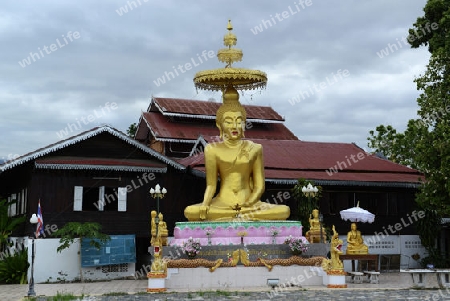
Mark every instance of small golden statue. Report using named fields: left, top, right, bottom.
left=305, top=209, right=326, bottom=243
left=150, top=210, right=168, bottom=246
left=346, top=223, right=368, bottom=254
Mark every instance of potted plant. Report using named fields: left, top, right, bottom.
left=182, top=237, right=201, bottom=259
left=284, top=235, right=309, bottom=255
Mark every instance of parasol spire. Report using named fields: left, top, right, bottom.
left=193, top=20, right=267, bottom=92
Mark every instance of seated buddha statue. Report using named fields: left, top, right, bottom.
left=305, top=209, right=326, bottom=243
left=309, top=209, right=321, bottom=231
left=346, top=222, right=368, bottom=254
left=184, top=86, right=290, bottom=221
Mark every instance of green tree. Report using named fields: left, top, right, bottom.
left=291, top=179, right=322, bottom=231
left=127, top=123, right=137, bottom=138
left=52, top=222, right=110, bottom=282
left=367, top=0, right=450, bottom=266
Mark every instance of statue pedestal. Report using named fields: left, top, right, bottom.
left=305, top=231, right=327, bottom=243
left=147, top=272, right=167, bottom=292
left=150, top=243, right=329, bottom=290
left=326, top=270, right=347, bottom=288
left=170, top=221, right=305, bottom=246
left=150, top=243, right=330, bottom=261
left=165, top=265, right=324, bottom=290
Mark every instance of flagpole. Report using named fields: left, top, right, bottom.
left=28, top=214, right=38, bottom=297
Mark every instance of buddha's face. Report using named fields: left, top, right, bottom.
left=220, top=111, right=245, bottom=141
left=351, top=223, right=357, bottom=231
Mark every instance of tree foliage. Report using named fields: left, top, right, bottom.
left=0, top=199, right=26, bottom=252
left=52, top=222, right=110, bottom=282
left=291, top=178, right=322, bottom=231
left=0, top=248, right=29, bottom=284
left=127, top=123, right=137, bottom=138
left=367, top=0, right=450, bottom=265
left=52, top=222, right=110, bottom=253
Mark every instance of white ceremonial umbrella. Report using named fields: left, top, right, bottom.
left=340, top=202, right=375, bottom=223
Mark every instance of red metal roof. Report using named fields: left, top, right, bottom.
left=152, top=97, right=284, bottom=121
left=139, top=111, right=298, bottom=141
left=177, top=139, right=423, bottom=184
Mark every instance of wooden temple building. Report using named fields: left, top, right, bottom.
left=0, top=96, right=424, bottom=270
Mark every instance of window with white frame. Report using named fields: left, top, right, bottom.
left=7, top=189, right=27, bottom=217
left=73, top=186, right=127, bottom=212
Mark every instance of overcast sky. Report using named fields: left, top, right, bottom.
left=0, top=0, right=430, bottom=161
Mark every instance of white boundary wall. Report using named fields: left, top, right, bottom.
left=339, top=234, right=427, bottom=271
left=15, top=237, right=134, bottom=283
left=27, top=237, right=80, bottom=283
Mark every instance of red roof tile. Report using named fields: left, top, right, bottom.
left=152, top=97, right=285, bottom=121
left=177, top=139, right=423, bottom=184
left=140, top=112, right=297, bottom=141
left=258, top=140, right=416, bottom=173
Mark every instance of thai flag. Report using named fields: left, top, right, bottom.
left=36, top=200, right=44, bottom=238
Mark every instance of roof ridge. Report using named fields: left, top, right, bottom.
left=0, top=125, right=185, bottom=173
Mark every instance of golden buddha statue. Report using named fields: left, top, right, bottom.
left=184, top=87, right=290, bottom=221
left=305, top=209, right=326, bottom=243
left=150, top=210, right=168, bottom=246
left=309, top=209, right=321, bottom=231
left=346, top=222, right=368, bottom=254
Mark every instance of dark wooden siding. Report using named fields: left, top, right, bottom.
left=51, top=132, right=160, bottom=161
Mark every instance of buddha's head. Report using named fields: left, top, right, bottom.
left=351, top=223, right=357, bottom=231
left=216, top=86, right=247, bottom=140
left=312, top=209, right=319, bottom=218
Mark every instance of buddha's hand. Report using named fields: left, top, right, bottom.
left=199, top=205, right=209, bottom=220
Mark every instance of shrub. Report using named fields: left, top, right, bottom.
left=182, top=237, right=201, bottom=256
left=0, top=248, right=29, bottom=284
left=284, top=236, right=309, bottom=254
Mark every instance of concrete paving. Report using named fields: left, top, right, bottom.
left=1, top=273, right=449, bottom=301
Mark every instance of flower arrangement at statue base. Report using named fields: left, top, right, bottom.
left=182, top=237, right=201, bottom=259
left=284, top=235, right=308, bottom=256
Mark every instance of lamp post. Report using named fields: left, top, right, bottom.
left=28, top=213, right=38, bottom=297
left=301, top=183, right=318, bottom=199
left=149, top=184, right=167, bottom=240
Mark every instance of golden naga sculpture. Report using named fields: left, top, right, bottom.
left=184, top=20, right=289, bottom=221
left=149, top=236, right=167, bottom=275
left=322, top=225, right=344, bottom=271
left=346, top=222, right=368, bottom=254
left=305, top=209, right=326, bottom=243
left=150, top=211, right=168, bottom=246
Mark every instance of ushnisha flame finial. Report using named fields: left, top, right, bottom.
left=193, top=20, right=267, bottom=93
